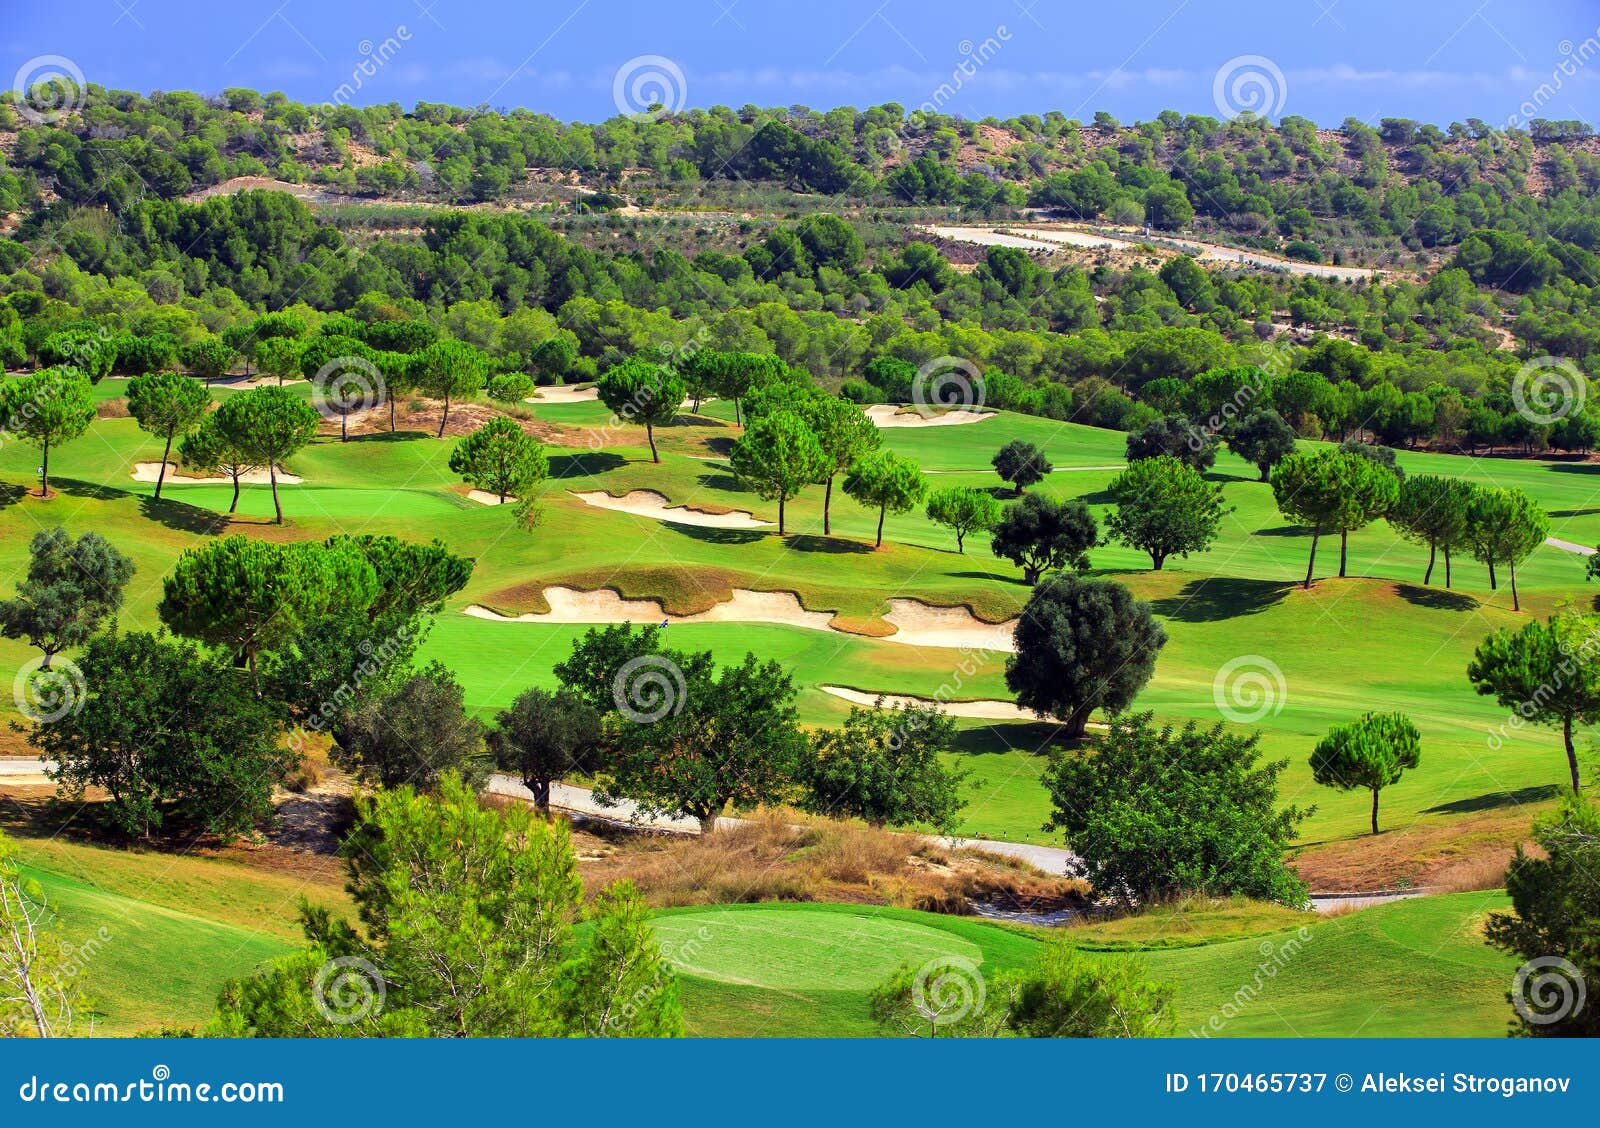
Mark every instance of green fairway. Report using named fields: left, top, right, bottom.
left=3, top=401, right=1595, bottom=846
left=653, top=894, right=1518, bottom=1038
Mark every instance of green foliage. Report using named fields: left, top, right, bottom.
left=1042, top=712, right=1311, bottom=906
left=1310, top=711, right=1422, bottom=834
left=842, top=449, right=927, bottom=548
left=213, top=385, right=320, bottom=523
left=0, top=527, right=134, bottom=666
left=1, top=366, right=96, bottom=496
left=799, top=394, right=879, bottom=534
left=989, top=493, right=1097, bottom=584
left=990, top=439, right=1052, bottom=493
left=177, top=412, right=258, bottom=513
left=1389, top=474, right=1473, bottom=586
left=335, top=662, right=489, bottom=792
left=797, top=700, right=968, bottom=832
left=1105, top=455, right=1229, bottom=570
left=1270, top=448, right=1399, bottom=587
left=924, top=485, right=1003, bottom=553
left=490, top=687, right=603, bottom=811
left=596, top=357, right=685, bottom=462
left=409, top=338, right=489, bottom=436
left=177, top=336, right=238, bottom=382
left=1006, top=574, right=1166, bottom=737
left=1486, top=796, right=1600, bottom=1037
left=1126, top=414, right=1216, bottom=471
left=32, top=630, right=290, bottom=840
left=1468, top=612, right=1600, bottom=794
left=448, top=416, right=548, bottom=504
left=126, top=370, right=212, bottom=499
left=38, top=329, right=116, bottom=381
left=211, top=775, right=682, bottom=1037
left=1228, top=408, right=1297, bottom=481
left=729, top=409, right=828, bottom=534
left=1462, top=486, right=1549, bottom=610
left=1003, top=942, right=1176, bottom=1038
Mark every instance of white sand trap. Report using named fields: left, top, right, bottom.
left=884, top=599, right=1017, bottom=652
left=866, top=404, right=995, bottom=428
left=821, top=685, right=1036, bottom=721
left=526, top=385, right=599, bottom=404
left=131, top=462, right=301, bottom=485
left=467, top=489, right=517, bottom=506
left=1545, top=536, right=1595, bottom=556
left=464, top=587, right=1013, bottom=651
left=572, top=489, right=772, bottom=529
left=465, top=586, right=834, bottom=630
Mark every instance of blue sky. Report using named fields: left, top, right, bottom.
left=6, top=0, right=1600, bottom=127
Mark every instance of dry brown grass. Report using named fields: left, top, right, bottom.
left=576, top=810, right=1086, bottom=915
left=96, top=397, right=129, bottom=418
left=1291, top=804, right=1542, bottom=892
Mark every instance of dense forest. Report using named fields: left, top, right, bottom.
left=3, top=82, right=1600, bottom=455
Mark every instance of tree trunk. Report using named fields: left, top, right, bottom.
left=389, top=396, right=397, bottom=432
left=699, top=813, right=720, bottom=835
left=1339, top=530, right=1348, bottom=577
left=823, top=475, right=834, bottom=535
left=1024, top=565, right=1041, bottom=585
left=734, top=398, right=742, bottom=427
left=1444, top=546, right=1452, bottom=588
left=1423, top=542, right=1436, bottom=585
left=875, top=504, right=886, bottom=548
left=269, top=462, right=284, bottom=525
left=1487, top=557, right=1497, bottom=591
left=778, top=493, right=786, bottom=535
left=646, top=421, right=659, bottom=463
left=229, top=471, right=241, bottom=514
left=530, top=777, right=551, bottom=812
left=1563, top=715, right=1581, bottom=794
left=340, top=412, right=349, bottom=443
left=1510, top=560, right=1520, bottom=612
left=1063, top=703, right=1093, bottom=739
left=156, top=430, right=174, bottom=500
left=956, top=531, right=965, bottom=554
left=1151, top=552, right=1165, bottom=570
left=1370, top=788, right=1380, bottom=835
left=1258, top=465, right=1270, bottom=482
left=39, top=438, right=50, bottom=498
left=1303, top=530, right=1319, bottom=589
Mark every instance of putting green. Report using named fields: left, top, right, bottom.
left=653, top=907, right=987, bottom=990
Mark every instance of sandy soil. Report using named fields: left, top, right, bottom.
left=466, top=587, right=1016, bottom=651
left=130, top=462, right=301, bottom=485
left=526, top=385, right=600, bottom=404
left=572, top=489, right=772, bottom=528
left=820, top=685, right=1037, bottom=721
left=883, top=599, right=1017, bottom=652
left=865, top=405, right=995, bottom=428
left=467, top=489, right=517, bottom=506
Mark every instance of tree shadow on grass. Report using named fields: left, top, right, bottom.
left=662, top=524, right=766, bottom=548
left=694, top=471, right=747, bottom=494
left=1422, top=784, right=1564, bottom=815
left=950, top=721, right=1066, bottom=758
left=0, top=481, right=26, bottom=511
left=1545, top=461, right=1600, bottom=474
left=343, top=428, right=431, bottom=443
left=1395, top=584, right=1479, bottom=612
left=787, top=533, right=873, bottom=554
left=951, top=569, right=1029, bottom=587
left=1252, top=523, right=1312, bottom=537
left=1549, top=507, right=1600, bottom=519
left=703, top=435, right=738, bottom=456
left=548, top=451, right=626, bottom=478
left=137, top=495, right=231, bottom=536
left=1148, top=576, right=1295, bottom=622
left=51, top=479, right=131, bottom=503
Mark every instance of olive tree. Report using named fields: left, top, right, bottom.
left=990, top=493, right=1097, bottom=584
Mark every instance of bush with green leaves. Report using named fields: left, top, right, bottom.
left=1041, top=712, right=1311, bottom=906
left=490, top=688, right=603, bottom=812
left=797, top=699, right=968, bottom=833
left=990, top=439, right=1053, bottom=494
left=990, top=493, right=1097, bottom=584
left=210, top=775, right=682, bottom=1037
left=334, top=663, right=490, bottom=792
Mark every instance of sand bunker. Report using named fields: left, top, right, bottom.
left=820, top=685, right=1035, bottom=721
left=572, top=489, right=772, bottom=529
left=865, top=405, right=995, bottom=428
left=467, top=490, right=517, bottom=506
left=465, top=586, right=1016, bottom=651
left=526, top=385, right=600, bottom=404
left=131, top=462, right=301, bottom=485
left=883, top=599, right=1017, bottom=652
left=466, top=587, right=834, bottom=630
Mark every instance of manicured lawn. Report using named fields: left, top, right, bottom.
left=655, top=894, right=1519, bottom=1038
